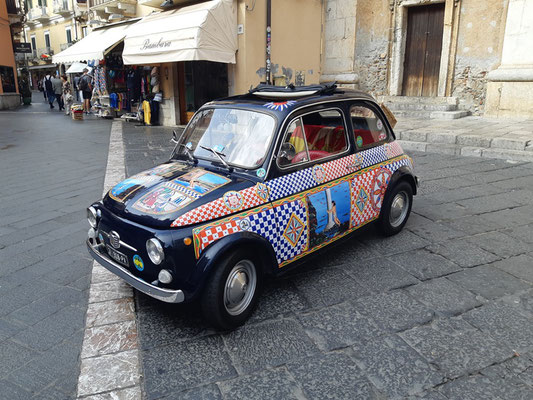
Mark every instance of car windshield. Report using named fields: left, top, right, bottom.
left=176, top=108, right=276, bottom=169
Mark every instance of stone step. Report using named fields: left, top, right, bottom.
left=429, top=110, right=470, bottom=119
left=388, top=110, right=435, bottom=119
left=397, top=140, right=533, bottom=162
left=386, top=103, right=457, bottom=111
left=379, top=95, right=458, bottom=105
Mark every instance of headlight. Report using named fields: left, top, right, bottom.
left=146, top=238, right=164, bottom=265
left=87, top=206, right=97, bottom=228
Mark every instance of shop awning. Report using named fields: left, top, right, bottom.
left=52, top=22, right=134, bottom=64
left=122, top=0, right=237, bottom=65
left=65, top=62, right=92, bottom=74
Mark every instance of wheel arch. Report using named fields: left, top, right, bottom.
left=388, top=166, right=418, bottom=196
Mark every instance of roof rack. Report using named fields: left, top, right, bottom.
left=249, top=82, right=337, bottom=99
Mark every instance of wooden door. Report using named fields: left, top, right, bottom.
left=402, top=3, right=445, bottom=97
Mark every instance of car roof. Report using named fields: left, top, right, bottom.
left=202, top=83, right=377, bottom=118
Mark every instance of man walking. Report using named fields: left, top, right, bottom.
left=52, top=74, right=64, bottom=111
left=43, top=73, right=55, bottom=109
left=79, top=69, right=92, bottom=114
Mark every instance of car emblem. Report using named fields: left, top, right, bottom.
left=109, top=231, right=121, bottom=249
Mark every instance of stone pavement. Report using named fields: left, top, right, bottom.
left=120, top=122, right=533, bottom=399
left=0, top=97, right=112, bottom=399
left=395, top=116, right=533, bottom=162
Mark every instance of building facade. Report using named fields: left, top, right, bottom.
left=322, top=0, right=533, bottom=118
left=1, top=0, right=21, bottom=108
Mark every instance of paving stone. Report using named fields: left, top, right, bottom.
left=78, top=350, right=140, bottom=397
left=362, top=230, right=431, bottom=255
left=405, top=277, right=483, bottom=317
left=503, top=224, right=533, bottom=244
left=447, top=265, right=531, bottom=299
left=466, top=231, right=530, bottom=258
left=353, top=291, right=434, bottom=333
left=464, top=302, right=533, bottom=354
left=0, top=340, right=33, bottom=377
left=457, top=192, right=523, bottom=214
left=481, top=205, right=533, bottom=229
left=74, top=386, right=142, bottom=400
left=88, top=280, right=133, bottom=303
left=312, top=239, right=381, bottom=269
left=164, top=384, right=222, bottom=400
left=392, top=249, right=461, bottom=281
left=445, top=214, right=501, bottom=235
left=223, top=319, right=318, bottom=374
left=219, top=367, right=302, bottom=400
left=401, top=317, right=513, bottom=379
left=491, top=254, right=533, bottom=283
left=426, top=239, right=500, bottom=268
left=81, top=320, right=138, bottom=359
left=290, top=266, right=369, bottom=308
left=86, top=298, right=135, bottom=328
left=142, top=336, right=236, bottom=399
left=345, top=256, right=420, bottom=293
left=412, top=202, right=471, bottom=221
left=407, top=220, right=466, bottom=243
left=0, top=317, right=25, bottom=341
left=481, top=353, right=533, bottom=387
left=0, top=379, right=32, bottom=400
left=288, top=352, right=382, bottom=399
left=91, top=263, right=121, bottom=284
left=298, top=301, right=381, bottom=351
left=352, top=334, right=444, bottom=398
left=249, top=280, right=308, bottom=323
left=435, top=373, right=533, bottom=400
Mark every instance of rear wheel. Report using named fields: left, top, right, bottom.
left=378, top=181, right=413, bottom=236
left=201, top=249, right=262, bottom=330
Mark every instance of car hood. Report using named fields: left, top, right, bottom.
left=102, top=161, right=252, bottom=228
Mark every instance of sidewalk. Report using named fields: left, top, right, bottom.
left=395, top=116, right=533, bottom=162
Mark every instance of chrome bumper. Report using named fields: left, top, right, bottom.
left=86, top=240, right=185, bottom=303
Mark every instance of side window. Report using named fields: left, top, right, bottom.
left=278, top=109, right=348, bottom=168
left=350, top=105, right=388, bottom=149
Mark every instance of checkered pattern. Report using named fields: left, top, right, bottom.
left=271, top=200, right=308, bottom=264
left=165, top=181, right=201, bottom=199
left=267, top=168, right=316, bottom=201
left=247, top=207, right=278, bottom=242
left=350, top=170, right=378, bottom=228
left=361, top=145, right=388, bottom=169
left=196, top=219, right=240, bottom=255
left=385, top=142, right=404, bottom=159
left=324, top=154, right=358, bottom=181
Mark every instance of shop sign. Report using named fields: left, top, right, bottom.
left=141, top=38, right=172, bottom=51
left=13, top=43, right=32, bottom=54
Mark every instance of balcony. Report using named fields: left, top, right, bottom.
left=137, top=0, right=204, bottom=9
left=53, top=1, right=74, bottom=16
left=90, top=0, right=136, bottom=12
left=6, top=0, right=22, bottom=15
left=37, top=47, right=54, bottom=62
left=27, top=6, right=51, bottom=23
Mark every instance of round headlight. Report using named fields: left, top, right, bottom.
left=87, top=206, right=97, bottom=228
left=146, top=238, right=164, bottom=265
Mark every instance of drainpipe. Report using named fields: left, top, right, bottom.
left=265, top=0, right=271, bottom=85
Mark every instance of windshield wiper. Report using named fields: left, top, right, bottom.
left=199, top=145, right=233, bottom=172
left=180, top=143, right=197, bottom=164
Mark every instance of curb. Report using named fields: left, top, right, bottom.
left=76, top=121, right=143, bottom=399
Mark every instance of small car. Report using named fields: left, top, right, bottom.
left=86, top=83, right=418, bottom=329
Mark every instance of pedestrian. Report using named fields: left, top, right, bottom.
left=79, top=68, right=93, bottom=114
left=37, top=76, right=46, bottom=101
left=73, top=74, right=80, bottom=102
left=61, top=75, right=73, bottom=115
left=52, top=74, right=64, bottom=111
left=43, top=73, right=55, bottom=109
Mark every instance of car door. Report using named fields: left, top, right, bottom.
left=266, top=106, right=354, bottom=267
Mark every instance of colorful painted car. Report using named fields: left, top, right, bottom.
left=86, top=83, right=418, bottom=329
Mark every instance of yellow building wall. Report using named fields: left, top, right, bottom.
left=27, top=19, right=78, bottom=58
left=0, top=0, right=18, bottom=94
left=234, top=0, right=323, bottom=94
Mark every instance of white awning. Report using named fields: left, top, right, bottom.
left=65, top=62, right=92, bottom=74
left=122, top=0, right=237, bottom=65
left=52, top=23, right=133, bottom=64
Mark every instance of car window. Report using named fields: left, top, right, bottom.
left=278, top=109, right=348, bottom=168
left=350, top=105, right=388, bottom=149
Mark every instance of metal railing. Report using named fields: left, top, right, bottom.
left=60, top=42, right=74, bottom=51
left=27, top=6, right=50, bottom=20
left=6, top=0, right=21, bottom=15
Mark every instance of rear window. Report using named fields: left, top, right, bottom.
left=350, top=105, right=388, bottom=149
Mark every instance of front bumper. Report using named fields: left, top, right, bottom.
left=86, top=240, right=185, bottom=303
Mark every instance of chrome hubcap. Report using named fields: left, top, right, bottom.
left=389, top=191, right=409, bottom=228
left=224, top=260, right=257, bottom=316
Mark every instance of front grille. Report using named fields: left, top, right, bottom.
left=109, top=231, right=121, bottom=249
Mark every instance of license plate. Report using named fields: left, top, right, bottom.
left=106, top=246, right=129, bottom=266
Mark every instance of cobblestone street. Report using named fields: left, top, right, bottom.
left=122, top=123, right=533, bottom=399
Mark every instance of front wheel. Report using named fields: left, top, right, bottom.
left=378, top=181, right=413, bottom=236
left=201, top=250, right=262, bottom=330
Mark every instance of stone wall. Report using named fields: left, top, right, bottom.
left=0, top=93, right=20, bottom=110
left=452, top=0, right=507, bottom=114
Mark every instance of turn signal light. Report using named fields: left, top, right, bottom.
left=183, top=237, right=192, bottom=246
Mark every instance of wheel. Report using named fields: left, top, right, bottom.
left=377, top=180, right=413, bottom=236
left=201, top=250, right=262, bottom=330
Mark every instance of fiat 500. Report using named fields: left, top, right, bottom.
left=86, top=83, right=418, bottom=329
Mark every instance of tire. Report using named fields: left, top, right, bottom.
left=201, top=249, right=262, bottom=330
left=378, top=180, right=413, bottom=236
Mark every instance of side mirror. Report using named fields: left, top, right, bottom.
left=171, top=130, right=179, bottom=144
